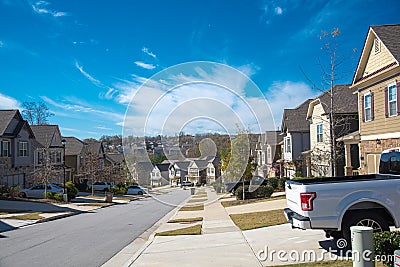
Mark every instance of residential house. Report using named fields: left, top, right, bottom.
left=64, top=136, right=84, bottom=183
left=187, top=158, right=217, bottom=185
left=306, top=85, right=359, bottom=177
left=151, top=163, right=170, bottom=187
left=255, top=131, right=283, bottom=178
left=0, top=110, right=35, bottom=187
left=351, top=24, right=400, bottom=174
left=81, top=141, right=106, bottom=182
left=132, top=161, right=154, bottom=186
left=105, top=153, right=131, bottom=184
left=30, top=124, right=65, bottom=185
left=281, top=99, right=313, bottom=177
left=169, top=161, right=190, bottom=186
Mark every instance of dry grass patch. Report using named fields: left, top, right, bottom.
left=0, top=209, right=31, bottom=215
left=6, top=212, right=43, bottom=220
left=77, top=203, right=114, bottom=207
left=156, top=224, right=202, bottom=236
left=168, top=217, right=203, bottom=223
left=187, top=198, right=207, bottom=203
left=113, top=197, right=138, bottom=201
left=79, top=195, right=106, bottom=199
left=221, top=195, right=286, bottom=208
left=230, top=209, right=286, bottom=230
left=179, top=204, right=204, bottom=211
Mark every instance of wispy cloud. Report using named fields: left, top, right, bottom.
left=0, top=41, right=3, bottom=48
left=0, top=92, right=21, bottom=109
left=142, top=47, right=156, bottom=58
left=96, top=126, right=112, bottom=131
left=31, top=1, right=68, bottom=18
left=134, top=61, right=156, bottom=70
left=261, top=0, right=288, bottom=24
left=265, top=81, right=319, bottom=127
left=75, top=61, right=102, bottom=87
left=274, top=7, right=283, bottom=15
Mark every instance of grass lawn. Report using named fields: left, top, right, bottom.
left=179, top=204, right=204, bottom=211
left=6, top=212, right=43, bottom=220
left=279, top=260, right=385, bottom=267
left=168, top=217, right=203, bottom=223
left=113, top=197, right=138, bottom=201
left=0, top=209, right=31, bottom=215
left=156, top=224, right=202, bottom=236
left=187, top=198, right=207, bottom=203
left=221, top=195, right=286, bottom=208
left=230, top=209, right=286, bottom=230
left=79, top=195, right=106, bottom=199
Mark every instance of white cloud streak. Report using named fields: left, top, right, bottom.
left=142, top=47, right=157, bottom=58
left=134, top=61, right=156, bottom=70
left=31, top=1, right=68, bottom=17
left=0, top=93, right=21, bottom=109
left=274, top=7, right=283, bottom=15
left=75, top=61, right=102, bottom=87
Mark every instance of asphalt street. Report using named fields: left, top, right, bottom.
left=0, top=188, right=189, bottom=267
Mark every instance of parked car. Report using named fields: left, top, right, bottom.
left=87, top=181, right=114, bottom=192
left=284, top=147, right=400, bottom=243
left=20, top=184, right=64, bottom=198
left=126, top=185, right=147, bottom=195
left=181, top=181, right=194, bottom=187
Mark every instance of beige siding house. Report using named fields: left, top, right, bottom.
left=351, top=24, right=400, bottom=174
left=306, top=85, right=358, bottom=177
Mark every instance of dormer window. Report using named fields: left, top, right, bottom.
left=374, top=38, right=381, bottom=54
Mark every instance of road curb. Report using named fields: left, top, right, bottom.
left=102, top=193, right=191, bottom=267
left=36, top=211, right=79, bottom=223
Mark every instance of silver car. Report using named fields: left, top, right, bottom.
left=126, top=185, right=147, bottom=195
left=20, top=184, right=64, bottom=198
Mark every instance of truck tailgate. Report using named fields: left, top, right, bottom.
left=285, top=180, right=305, bottom=216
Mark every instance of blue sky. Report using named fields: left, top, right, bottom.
left=0, top=0, right=399, bottom=139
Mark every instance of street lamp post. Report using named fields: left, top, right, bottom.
left=61, top=139, right=66, bottom=201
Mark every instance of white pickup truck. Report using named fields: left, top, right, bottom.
left=284, top=147, right=400, bottom=241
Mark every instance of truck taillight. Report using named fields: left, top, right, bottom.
left=300, top=192, right=316, bottom=211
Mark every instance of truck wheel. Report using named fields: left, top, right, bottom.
left=342, top=212, right=389, bottom=244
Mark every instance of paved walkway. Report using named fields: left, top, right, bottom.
left=128, top=188, right=262, bottom=267
left=225, top=199, right=287, bottom=214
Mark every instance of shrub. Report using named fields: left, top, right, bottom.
left=374, top=231, right=400, bottom=267
left=295, top=171, right=303, bottom=178
left=212, top=182, right=222, bottom=193
left=267, top=177, right=278, bottom=190
left=53, top=193, right=64, bottom=201
left=235, top=185, right=274, bottom=200
left=44, top=192, right=54, bottom=199
left=111, top=186, right=127, bottom=195
left=277, top=177, right=287, bottom=191
left=0, top=185, right=20, bottom=198
left=65, top=181, right=78, bottom=200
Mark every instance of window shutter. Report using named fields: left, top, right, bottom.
left=384, top=88, right=389, bottom=117
left=371, top=92, right=374, bottom=120
left=397, top=81, right=400, bottom=115
left=0, top=141, right=2, bottom=157
left=8, top=141, right=11, bottom=157
left=361, top=95, right=365, bottom=122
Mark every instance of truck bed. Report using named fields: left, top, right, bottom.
left=286, top=173, right=400, bottom=185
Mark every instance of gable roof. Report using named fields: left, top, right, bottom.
left=175, top=161, right=191, bottom=170
left=63, top=136, right=84, bottom=156
left=155, top=163, right=170, bottom=172
left=0, top=110, right=34, bottom=138
left=105, top=153, right=125, bottom=163
left=306, top=84, right=357, bottom=119
left=265, top=130, right=283, bottom=145
left=0, top=110, right=19, bottom=136
left=352, top=24, right=400, bottom=86
left=30, top=125, right=61, bottom=148
left=281, top=99, right=313, bottom=133
left=85, top=141, right=104, bottom=155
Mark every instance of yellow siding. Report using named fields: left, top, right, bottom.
left=362, top=38, right=396, bottom=78
left=360, top=73, right=400, bottom=135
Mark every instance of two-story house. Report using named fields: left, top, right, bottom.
left=169, top=161, right=190, bottom=186
left=151, top=163, right=170, bottom=187
left=351, top=24, right=400, bottom=174
left=30, top=124, right=65, bottom=185
left=255, top=131, right=283, bottom=178
left=306, top=85, right=359, bottom=177
left=281, top=99, right=312, bottom=177
left=0, top=110, right=35, bottom=187
left=64, top=136, right=85, bottom=183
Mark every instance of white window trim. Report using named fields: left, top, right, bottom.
left=364, top=92, right=372, bottom=122
left=19, top=141, right=28, bottom=157
left=388, top=82, right=397, bottom=117
left=316, top=124, right=323, bottom=143
left=285, top=136, right=291, bottom=153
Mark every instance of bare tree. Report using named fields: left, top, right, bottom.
left=33, top=148, right=59, bottom=197
left=21, top=101, right=54, bottom=125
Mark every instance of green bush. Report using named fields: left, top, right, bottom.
left=44, top=192, right=54, bottom=199
left=295, top=171, right=302, bottom=178
left=53, top=193, right=64, bottom=201
left=374, top=231, right=400, bottom=267
left=65, top=182, right=78, bottom=200
left=277, top=177, right=287, bottom=191
left=267, top=177, right=278, bottom=190
left=111, top=186, right=127, bottom=195
left=235, top=185, right=274, bottom=200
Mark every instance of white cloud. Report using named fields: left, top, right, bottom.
left=0, top=93, right=20, bottom=109
left=118, top=62, right=275, bottom=137
left=31, top=1, right=68, bottom=17
left=274, top=7, right=283, bottom=15
left=75, top=61, right=102, bottom=87
left=96, top=126, right=112, bottom=131
left=142, top=47, right=157, bottom=58
left=265, top=81, right=319, bottom=128
left=0, top=41, right=3, bottom=48
left=134, top=61, right=156, bottom=70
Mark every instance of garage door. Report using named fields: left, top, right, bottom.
left=366, top=154, right=381, bottom=174
left=1, top=173, right=25, bottom=187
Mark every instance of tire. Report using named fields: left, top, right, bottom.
left=342, top=211, right=389, bottom=243
left=138, top=191, right=143, bottom=195
left=19, top=192, right=27, bottom=198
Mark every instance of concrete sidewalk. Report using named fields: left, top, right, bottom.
left=125, top=187, right=262, bottom=267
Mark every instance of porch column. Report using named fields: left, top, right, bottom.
left=344, top=143, right=352, bottom=176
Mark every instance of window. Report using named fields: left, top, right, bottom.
left=262, top=152, right=265, bottom=164
left=374, top=38, right=381, bottom=54
left=2, top=141, right=10, bottom=157
left=267, top=147, right=271, bottom=161
left=285, top=137, right=291, bottom=153
left=18, top=141, right=28, bottom=157
left=388, top=84, right=397, bottom=117
left=316, top=124, right=323, bottom=143
left=364, top=93, right=372, bottom=121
